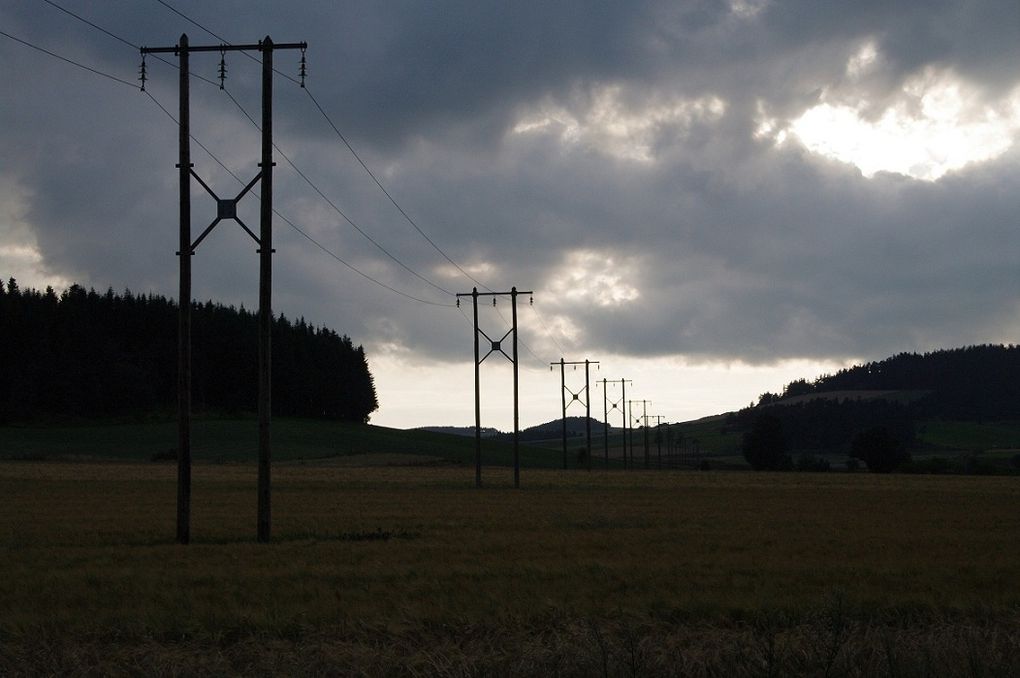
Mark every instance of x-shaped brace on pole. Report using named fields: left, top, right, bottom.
left=181, top=169, right=265, bottom=254
left=477, top=326, right=514, bottom=365
left=564, top=385, right=588, bottom=410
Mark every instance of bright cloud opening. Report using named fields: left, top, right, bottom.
left=545, top=249, right=641, bottom=307
left=512, top=86, right=727, bottom=162
left=787, top=66, right=1020, bottom=181
left=729, top=0, right=770, bottom=20
left=0, top=177, right=71, bottom=291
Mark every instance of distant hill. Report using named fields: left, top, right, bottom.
left=761, top=345, right=1020, bottom=420
left=420, top=417, right=623, bottom=443
left=416, top=426, right=502, bottom=438
left=728, top=345, right=1020, bottom=456
left=499, top=416, right=623, bottom=443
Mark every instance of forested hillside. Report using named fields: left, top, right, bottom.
left=0, top=279, right=377, bottom=423
left=761, top=345, right=1020, bottom=420
left=730, top=345, right=1020, bottom=457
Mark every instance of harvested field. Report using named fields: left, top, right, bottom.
left=2, top=462, right=1018, bottom=675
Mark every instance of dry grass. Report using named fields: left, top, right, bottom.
left=2, top=462, right=1019, bottom=675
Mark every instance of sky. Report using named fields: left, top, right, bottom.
left=2, top=0, right=1019, bottom=430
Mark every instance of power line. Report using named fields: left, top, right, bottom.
left=527, top=300, right=568, bottom=355
left=0, top=29, right=136, bottom=88
left=144, top=0, right=466, bottom=300
left=219, top=87, right=455, bottom=297
left=302, top=89, right=493, bottom=292
left=152, top=0, right=228, bottom=43
left=152, top=0, right=303, bottom=87
left=145, top=90, right=454, bottom=308
left=41, top=0, right=135, bottom=50
left=39, top=0, right=221, bottom=88
left=148, top=0, right=490, bottom=293
left=149, top=0, right=499, bottom=301
left=493, top=303, right=548, bottom=370
left=16, top=8, right=455, bottom=310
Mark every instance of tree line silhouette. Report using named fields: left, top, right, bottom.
left=761, top=345, right=1020, bottom=421
left=0, top=279, right=377, bottom=423
left=727, top=345, right=1020, bottom=471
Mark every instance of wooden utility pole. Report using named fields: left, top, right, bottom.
left=142, top=34, right=307, bottom=544
left=256, top=37, right=274, bottom=543
left=598, top=377, right=631, bottom=469
left=652, top=415, right=664, bottom=469
left=457, top=287, right=533, bottom=488
left=552, top=359, right=599, bottom=470
left=175, top=34, right=191, bottom=545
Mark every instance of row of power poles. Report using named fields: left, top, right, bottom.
left=151, top=34, right=686, bottom=543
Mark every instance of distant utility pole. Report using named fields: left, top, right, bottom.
left=457, top=287, right=533, bottom=488
left=552, top=359, right=599, bottom=470
left=627, top=399, right=650, bottom=470
left=142, top=34, right=307, bottom=544
left=642, top=403, right=650, bottom=469
left=652, top=415, right=664, bottom=469
left=598, top=378, right=631, bottom=469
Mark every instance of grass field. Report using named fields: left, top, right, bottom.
left=2, top=460, right=1019, bottom=675
left=0, top=416, right=572, bottom=468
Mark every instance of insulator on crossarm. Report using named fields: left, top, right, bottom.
left=218, top=50, right=227, bottom=90
left=456, top=298, right=460, bottom=308
left=138, top=54, right=147, bottom=92
left=529, top=296, right=534, bottom=306
left=299, top=47, right=307, bottom=88
left=492, top=298, right=496, bottom=307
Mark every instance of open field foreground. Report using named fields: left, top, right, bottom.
left=2, top=462, right=1019, bottom=676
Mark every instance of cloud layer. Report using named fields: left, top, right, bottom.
left=2, top=0, right=1019, bottom=384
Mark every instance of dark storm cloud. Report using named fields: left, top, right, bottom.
left=1, top=1, right=1018, bottom=368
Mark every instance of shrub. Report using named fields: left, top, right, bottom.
left=742, top=413, right=790, bottom=471
left=150, top=448, right=177, bottom=462
left=905, top=457, right=950, bottom=474
left=850, top=427, right=910, bottom=473
left=795, top=453, right=831, bottom=472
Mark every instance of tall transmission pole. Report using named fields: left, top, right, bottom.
left=627, top=399, right=651, bottom=469
left=457, top=287, right=533, bottom=488
left=142, top=35, right=307, bottom=544
left=652, top=415, right=664, bottom=469
left=598, top=378, right=631, bottom=469
left=642, top=401, right=650, bottom=469
left=602, top=378, right=608, bottom=468
left=552, top=359, right=599, bottom=470
left=627, top=399, right=650, bottom=470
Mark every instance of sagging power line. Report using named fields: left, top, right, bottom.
left=151, top=0, right=490, bottom=293
left=17, top=6, right=454, bottom=310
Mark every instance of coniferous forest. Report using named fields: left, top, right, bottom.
left=728, top=345, right=1020, bottom=458
left=0, top=279, right=378, bottom=423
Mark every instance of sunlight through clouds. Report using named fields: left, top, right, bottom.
left=512, top=86, right=727, bottom=162
left=0, top=177, right=70, bottom=291
left=545, top=249, right=641, bottom=307
left=788, top=67, right=1020, bottom=181
left=728, top=0, right=770, bottom=20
